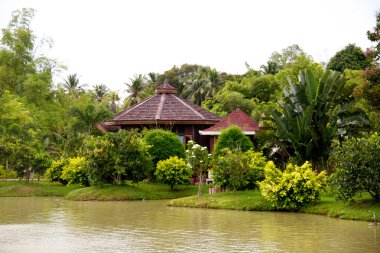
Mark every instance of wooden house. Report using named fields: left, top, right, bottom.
left=102, top=83, right=221, bottom=150
left=199, top=108, right=260, bottom=151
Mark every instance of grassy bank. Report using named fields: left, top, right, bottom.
left=65, top=182, right=207, bottom=201
left=0, top=181, right=205, bottom=200
left=169, top=190, right=380, bottom=222
left=0, top=181, right=82, bottom=197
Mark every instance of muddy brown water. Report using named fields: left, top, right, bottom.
left=0, top=197, right=379, bottom=252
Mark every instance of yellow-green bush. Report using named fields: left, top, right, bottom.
left=61, top=157, right=89, bottom=186
left=0, top=165, right=17, bottom=179
left=155, top=156, right=191, bottom=190
left=259, top=161, right=327, bottom=210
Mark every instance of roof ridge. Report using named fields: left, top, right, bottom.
left=115, top=95, right=158, bottom=120
left=173, top=95, right=205, bottom=120
left=155, top=93, right=166, bottom=120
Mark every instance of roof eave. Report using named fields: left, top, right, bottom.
left=199, top=130, right=257, bottom=135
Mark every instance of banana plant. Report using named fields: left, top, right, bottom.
left=272, top=69, right=368, bottom=170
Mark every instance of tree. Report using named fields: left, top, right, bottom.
left=213, top=126, right=253, bottom=157
left=69, top=103, right=112, bottom=135
left=272, top=69, right=367, bottom=169
left=186, top=141, right=211, bottom=197
left=260, top=61, right=280, bottom=75
left=63, top=73, right=86, bottom=96
left=367, top=10, right=380, bottom=61
left=155, top=156, right=191, bottom=190
left=327, top=44, right=371, bottom=72
left=330, top=133, right=380, bottom=201
left=124, top=74, right=147, bottom=107
left=144, top=129, right=185, bottom=168
left=92, top=84, right=109, bottom=102
left=269, top=44, right=310, bottom=70
left=84, top=130, right=152, bottom=185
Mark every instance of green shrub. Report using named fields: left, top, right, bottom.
left=45, top=160, right=68, bottom=185
left=212, top=149, right=266, bottom=191
left=61, top=157, right=89, bottom=186
left=0, top=165, right=17, bottom=179
left=155, top=156, right=191, bottom=190
left=259, top=161, right=327, bottom=210
left=330, top=132, right=380, bottom=201
left=213, top=125, right=253, bottom=157
left=144, top=129, right=185, bottom=168
left=84, top=129, right=152, bottom=185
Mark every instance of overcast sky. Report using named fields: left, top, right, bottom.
left=0, top=0, right=379, bottom=92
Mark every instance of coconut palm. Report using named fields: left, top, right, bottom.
left=272, top=69, right=367, bottom=170
left=63, top=73, right=87, bottom=96
left=124, top=74, right=146, bottom=106
left=93, top=84, right=109, bottom=102
left=108, top=91, right=120, bottom=113
left=69, top=104, right=112, bottom=135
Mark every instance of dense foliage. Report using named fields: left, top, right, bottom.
left=330, top=133, right=380, bottom=201
left=259, top=161, right=327, bottom=210
left=61, top=157, right=89, bottom=186
left=84, top=130, right=152, bottom=185
left=213, top=126, right=253, bottom=157
left=45, top=160, right=67, bottom=185
left=212, top=149, right=266, bottom=191
left=327, top=44, right=371, bottom=72
left=144, top=129, right=185, bottom=168
left=272, top=69, right=367, bottom=169
left=155, top=156, right=191, bottom=190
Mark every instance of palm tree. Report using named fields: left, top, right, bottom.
left=272, top=69, right=367, bottom=170
left=181, top=67, right=209, bottom=105
left=108, top=91, right=120, bottom=113
left=63, top=73, right=87, bottom=96
left=206, top=68, right=222, bottom=97
left=124, top=74, right=146, bottom=106
left=69, top=104, right=112, bottom=135
left=93, top=84, right=109, bottom=102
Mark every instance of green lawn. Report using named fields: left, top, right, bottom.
left=169, top=190, right=380, bottom=222
left=65, top=182, right=208, bottom=201
left=0, top=181, right=206, bottom=200
left=0, top=181, right=82, bottom=197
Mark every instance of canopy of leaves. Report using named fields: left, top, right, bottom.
left=272, top=69, right=367, bottom=169
left=213, top=126, right=253, bottom=157
left=155, top=156, right=191, bottom=190
left=330, top=132, right=380, bottom=201
left=144, top=129, right=185, bottom=168
left=327, top=44, right=371, bottom=72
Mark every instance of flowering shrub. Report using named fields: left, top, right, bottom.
left=259, top=161, right=327, bottom=210
left=155, top=156, right=191, bottom=190
left=186, top=141, right=211, bottom=196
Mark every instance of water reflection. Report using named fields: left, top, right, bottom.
left=0, top=197, right=378, bottom=252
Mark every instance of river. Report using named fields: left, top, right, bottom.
left=0, top=197, right=379, bottom=252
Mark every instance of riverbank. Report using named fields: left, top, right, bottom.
left=168, top=191, right=380, bottom=222
left=0, top=181, right=204, bottom=200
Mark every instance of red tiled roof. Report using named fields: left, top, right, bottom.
left=104, top=84, right=221, bottom=125
left=199, top=108, right=259, bottom=135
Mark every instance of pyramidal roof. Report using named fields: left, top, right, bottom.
left=199, top=108, right=259, bottom=135
left=104, top=83, right=221, bottom=126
